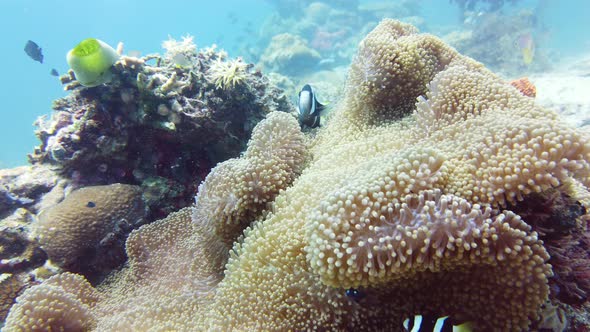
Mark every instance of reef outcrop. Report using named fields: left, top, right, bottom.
left=29, top=36, right=293, bottom=219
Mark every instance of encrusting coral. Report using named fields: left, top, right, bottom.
left=0, top=274, right=29, bottom=322
left=4, top=19, right=590, bottom=331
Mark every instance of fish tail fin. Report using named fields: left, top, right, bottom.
left=316, top=101, right=327, bottom=112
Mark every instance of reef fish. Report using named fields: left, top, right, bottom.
left=403, top=315, right=473, bottom=332
left=24, top=40, right=44, bottom=63
left=298, top=84, right=325, bottom=128
left=50, top=68, right=59, bottom=77
left=518, top=32, right=535, bottom=65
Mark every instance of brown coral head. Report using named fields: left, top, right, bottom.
left=510, top=77, right=537, bottom=98
left=35, top=183, right=145, bottom=274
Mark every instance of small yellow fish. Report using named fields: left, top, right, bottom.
left=518, top=32, right=535, bottom=65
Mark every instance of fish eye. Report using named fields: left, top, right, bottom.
left=345, top=288, right=364, bottom=301
left=86, top=201, right=96, bottom=208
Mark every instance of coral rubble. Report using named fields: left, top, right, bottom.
left=4, top=19, right=590, bottom=331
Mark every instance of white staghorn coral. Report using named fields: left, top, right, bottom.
left=161, top=35, right=197, bottom=60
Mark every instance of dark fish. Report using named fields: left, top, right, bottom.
left=24, top=40, right=43, bottom=63
left=345, top=288, right=365, bottom=302
left=50, top=68, right=59, bottom=76
left=298, top=84, right=325, bottom=128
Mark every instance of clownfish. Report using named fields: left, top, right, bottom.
left=403, top=315, right=473, bottom=332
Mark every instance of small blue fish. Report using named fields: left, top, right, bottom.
left=403, top=315, right=473, bottom=332
left=298, top=84, right=325, bottom=128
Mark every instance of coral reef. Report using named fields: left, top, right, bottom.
left=34, top=183, right=146, bottom=277
left=444, top=10, right=550, bottom=76
left=256, top=0, right=421, bottom=77
left=4, top=19, right=590, bottom=331
left=0, top=209, right=47, bottom=275
left=0, top=165, right=67, bottom=219
left=0, top=274, right=30, bottom=323
left=29, top=36, right=292, bottom=220
left=451, top=0, right=521, bottom=13
left=260, top=33, right=321, bottom=76
left=3, top=112, right=306, bottom=330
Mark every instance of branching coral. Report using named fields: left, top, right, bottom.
left=161, top=35, right=197, bottom=60
left=206, top=58, right=250, bottom=90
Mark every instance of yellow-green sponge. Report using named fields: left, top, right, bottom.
left=66, top=38, right=120, bottom=87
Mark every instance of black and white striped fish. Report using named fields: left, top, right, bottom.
left=403, top=315, right=473, bottom=332
left=297, top=84, right=325, bottom=128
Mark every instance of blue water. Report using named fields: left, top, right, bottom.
left=1, top=0, right=589, bottom=168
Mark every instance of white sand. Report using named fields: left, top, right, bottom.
left=529, top=54, right=590, bottom=129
